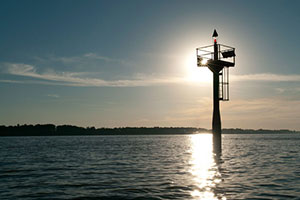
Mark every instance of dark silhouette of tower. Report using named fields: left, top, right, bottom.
left=196, top=29, right=236, bottom=153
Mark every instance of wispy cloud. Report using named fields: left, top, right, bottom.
left=0, top=79, right=25, bottom=84
left=1, top=63, right=185, bottom=87
left=83, top=53, right=126, bottom=64
left=2, top=62, right=300, bottom=87
left=231, top=73, right=300, bottom=82
left=172, top=97, right=300, bottom=130
left=34, top=53, right=128, bottom=65
left=47, top=94, right=60, bottom=98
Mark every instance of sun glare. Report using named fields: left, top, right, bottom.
left=189, top=134, right=225, bottom=200
left=185, top=53, right=212, bottom=83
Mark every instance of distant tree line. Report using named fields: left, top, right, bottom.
left=0, top=124, right=298, bottom=136
left=222, top=128, right=298, bottom=134
left=0, top=124, right=207, bottom=136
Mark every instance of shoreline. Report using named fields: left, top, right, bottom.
left=1, top=124, right=299, bottom=136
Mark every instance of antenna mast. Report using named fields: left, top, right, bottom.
left=196, top=29, right=236, bottom=153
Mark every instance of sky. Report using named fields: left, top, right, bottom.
left=0, top=0, right=300, bottom=130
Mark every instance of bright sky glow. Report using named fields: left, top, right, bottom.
left=185, top=52, right=212, bottom=83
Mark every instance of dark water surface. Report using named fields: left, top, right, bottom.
left=0, top=134, right=299, bottom=200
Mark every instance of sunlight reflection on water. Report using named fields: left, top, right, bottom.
left=189, top=134, right=225, bottom=200
left=0, top=135, right=299, bottom=199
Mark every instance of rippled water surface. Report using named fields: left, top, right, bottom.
left=0, top=134, right=299, bottom=199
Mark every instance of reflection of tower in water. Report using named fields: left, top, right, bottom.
left=189, top=134, right=225, bottom=200
left=196, top=30, right=236, bottom=153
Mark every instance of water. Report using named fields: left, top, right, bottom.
left=0, top=134, right=299, bottom=200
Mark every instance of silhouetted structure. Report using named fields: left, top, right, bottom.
left=196, top=30, right=236, bottom=153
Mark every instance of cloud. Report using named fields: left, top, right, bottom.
left=172, top=97, right=300, bottom=130
left=221, top=98, right=300, bottom=130
left=275, top=87, right=300, bottom=94
left=231, top=73, right=300, bottom=82
left=1, top=63, right=186, bottom=87
left=83, top=53, right=125, bottom=63
left=2, top=62, right=300, bottom=87
left=47, top=94, right=60, bottom=98
left=0, top=79, right=25, bottom=84
left=34, top=53, right=128, bottom=65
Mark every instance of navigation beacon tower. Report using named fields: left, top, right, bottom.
left=196, top=29, right=236, bottom=153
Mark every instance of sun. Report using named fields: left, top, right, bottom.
left=185, top=52, right=212, bottom=83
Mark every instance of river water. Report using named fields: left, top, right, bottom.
left=0, top=134, right=299, bottom=199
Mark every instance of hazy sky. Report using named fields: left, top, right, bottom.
left=1, top=0, right=300, bottom=130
